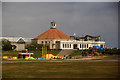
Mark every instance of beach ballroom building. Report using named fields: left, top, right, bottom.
left=32, top=21, right=105, bottom=50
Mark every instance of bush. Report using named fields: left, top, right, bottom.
left=105, top=48, right=120, bottom=55
left=2, top=39, right=12, bottom=51
left=25, top=43, right=43, bottom=51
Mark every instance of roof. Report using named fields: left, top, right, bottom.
left=0, top=37, right=32, bottom=42
left=34, top=29, right=72, bottom=39
left=85, top=35, right=100, bottom=38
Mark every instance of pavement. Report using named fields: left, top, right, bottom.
left=57, top=50, right=73, bottom=57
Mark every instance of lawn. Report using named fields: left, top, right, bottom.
left=69, top=50, right=82, bottom=57
left=2, top=61, right=119, bottom=78
left=2, top=50, right=61, bottom=58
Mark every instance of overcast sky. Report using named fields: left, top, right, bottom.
left=2, top=2, right=118, bottom=48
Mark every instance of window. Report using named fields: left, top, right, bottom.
left=63, top=44, right=64, bottom=48
left=45, top=41, right=47, bottom=43
left=68, top=44, right=69, bottom=48
left=87, top=44, right=88, bottom=48
left=41, top=41, right=43, bottom=44
left=56, top=41, right=60, bottom=43
left=17, top=42, right=25, bottom=44
left=80, top=44, right=81, bottom=48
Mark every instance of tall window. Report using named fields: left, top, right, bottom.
left=41, top=41, right=43, bottom=44
left=87, top=44, right=88, bottom=48
left=45, top=41, right=47, bottom=43
left=80, top=44, right=81, bottom=48
left=63, top=44, right=64, bottom=48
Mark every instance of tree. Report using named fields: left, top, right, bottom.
left=25, top=43, right=43, bottom=51
left=2, top=39, right=12, bottom=51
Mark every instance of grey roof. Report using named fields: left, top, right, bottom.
left=0, top=37, right=32, bottom=42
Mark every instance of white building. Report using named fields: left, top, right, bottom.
left=60, top=40, right=105, bottom=50
left=32, top=22, right=105, bottom=50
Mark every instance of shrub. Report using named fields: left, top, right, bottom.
left=25, top=43, right=43, bottom=51
left=2, top=39, right=12, bottom=51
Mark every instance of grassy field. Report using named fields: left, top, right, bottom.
left=2, top=50, right=61, bottom=58
left=69, top=50, right=82, bottom=57
left=2, top=50, right=120, bottom=78
left=2, top=61, right=119, bottom=78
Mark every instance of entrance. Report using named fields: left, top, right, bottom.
left=73, top=44, right=77, bottom=49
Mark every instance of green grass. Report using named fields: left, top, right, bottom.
left=69, top=50, right=82, bottom=57
left=101, top=54, right=120, bottom=60
left=2, top=50, right=61, bottom=58
left=2, top=51, right=19, bottom=57
left=2, top=61, right=119, bottom=78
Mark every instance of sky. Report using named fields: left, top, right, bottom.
left=2, top=2, right=118, bottom=48
left=0, top=2, right=2, bottom=39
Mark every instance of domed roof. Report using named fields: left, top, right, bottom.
left=34, top=28, right=72, bottom=39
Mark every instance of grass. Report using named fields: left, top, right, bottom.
left=69, top=50, right=82, bottom=57
left=69, top=50, right=119, bottom=60
left=101, top=54, right=120, bottom=60
left=2, top=51, right=19, bottom=57
left=2, top=61, right=119, bottom=78
left=2, top=50, right=61, bottom=58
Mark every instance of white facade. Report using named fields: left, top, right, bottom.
left=34, top=39, right=105, bottom=50
left=34, top=39, right=71, bottom=49
left=60, top=40, right=105, bottom=50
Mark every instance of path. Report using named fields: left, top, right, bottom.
left=57, top=50, right=73, bottom=57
